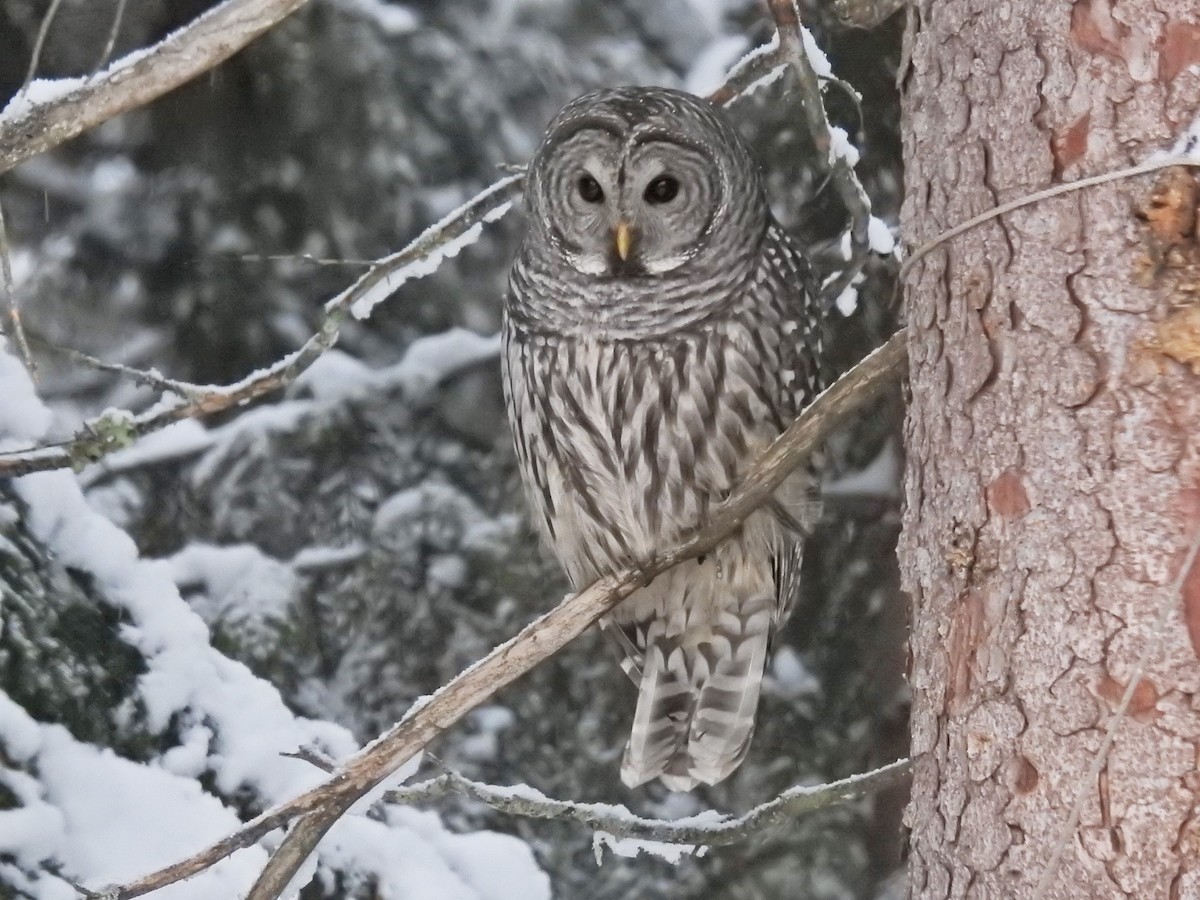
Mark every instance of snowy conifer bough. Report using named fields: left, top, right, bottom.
left=0, top=1, right=909, bottom=898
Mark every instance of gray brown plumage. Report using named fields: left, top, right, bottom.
left=503, top=87, right=825, bottom=791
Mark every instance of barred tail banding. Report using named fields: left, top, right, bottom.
left=620, top=601, right=773, bottom=791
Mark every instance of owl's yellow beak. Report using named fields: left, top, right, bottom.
left=614, top=222, right=634, bottom=261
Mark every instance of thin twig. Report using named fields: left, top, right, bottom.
left=19, top=0, right=66, bottom=97
left=900, top=158, right=1200, bottom=282
left=708, top=36, right=785, bottom=106
left=228, top=252, right=376, bottom=267
left=0, top=174, right=524, bottom=477
left=382, top=760, right=911, bottom=846
left=1032, top=526, right=1200, bottom=900
left=17, top=331, right=203, bottom=397
left=95, top=0, right=130, bottom=72
left=0, top=195, right=34, bottom=374
left=768, top=0, right=873, bottom=305
left=287, top=746, right=910, bottom=846
left=105, top=331, right=906, bottom=900
left=0, top=0, right=312, bottom=175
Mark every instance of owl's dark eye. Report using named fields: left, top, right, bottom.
left=577, top=174, right=604, bottom=203
left=644, top=175, right=680, bottom=204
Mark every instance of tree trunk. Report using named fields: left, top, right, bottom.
left=900, top=1, right=1200, bottom=897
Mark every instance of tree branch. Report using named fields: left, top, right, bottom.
left=102, top=331, right=906, bottom=899
left=0, top=0, right=311, bottom=175
left=900, top=158, right=1200, bottom=283
left=237, top=330, right=905, bottom=899
left=0, top=174, right=525, bottom=477
left=767, top=0, right=875, bottom=306
left=381, top=759, right=912, bottom=846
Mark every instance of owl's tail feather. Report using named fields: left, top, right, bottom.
left=621, top=643, right=694, bottom=788
left=620, top=604, right=772, bottom=791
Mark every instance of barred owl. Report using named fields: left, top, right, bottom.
left=503, top=87, right=825, bottom=791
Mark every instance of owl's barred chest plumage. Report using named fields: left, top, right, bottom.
left=504, top=227, right=821, bottom=584
left=504, top=86, right=825, bottom=790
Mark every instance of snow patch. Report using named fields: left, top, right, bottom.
left=800, top=21, right=834, bottom=78
left=769, top=646, right=820, bottom=698
left=868, top=216, right=897, bottom=255
left=592, top=832, right=703, bottom=865
left=390, top=328, right=501, bottom=398
left=0, top=347, right=53, bottom=446
left=835, top=285, right=859, bottom=317
left=825, top=440, right=900, bottom=495
left=828, top=125, right=860, bottom=168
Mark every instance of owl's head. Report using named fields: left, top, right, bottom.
left=525, top=87, right=766, bottom=279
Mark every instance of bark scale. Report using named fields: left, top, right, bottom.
left=900, top=0, right=1200, bottom=897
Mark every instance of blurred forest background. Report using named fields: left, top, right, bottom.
left=0, top=1, right=909, bottom=897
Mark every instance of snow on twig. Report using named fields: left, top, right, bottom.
left=706, top=34, right=788, bottom=105
left=288, top=746, right=910, bottom=847
left=766, top=0, right=880, bottom=310
left=338, top=175, right=522, bottom=320
left=381, top=760, right=911, bottom=847
left=22, top=332, right=203, bottom=398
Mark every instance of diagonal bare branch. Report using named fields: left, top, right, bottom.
left=0, top=196, right=34, bottom=374
left=95, top=0, right=132, bottom=72
left=102, top=331, right=906, bottom=899
left=0, top=0, right=311, bottom=175
left=241, top=332, right=909, bottom=900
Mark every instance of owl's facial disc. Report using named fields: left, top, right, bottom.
left=539, top=126, right=721, bottom=280
left=614, top=138, right=719, bottom=275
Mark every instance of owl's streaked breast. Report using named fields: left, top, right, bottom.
left=502, top=319, right=788, bottom=589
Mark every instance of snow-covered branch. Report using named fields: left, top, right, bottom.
left=0, top=0, right=310, bottom=175
left=382, top=759, right=911, bottom=847
left=101, top=329, right=905, bottom=900
left=0, top=174, right=524, bottom=478
left=290, top=745, right=910, bottom=847
left=767, top=0, right=881, bottom=308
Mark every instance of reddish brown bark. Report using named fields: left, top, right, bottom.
left=900, top=0, right=1200, bottom=897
